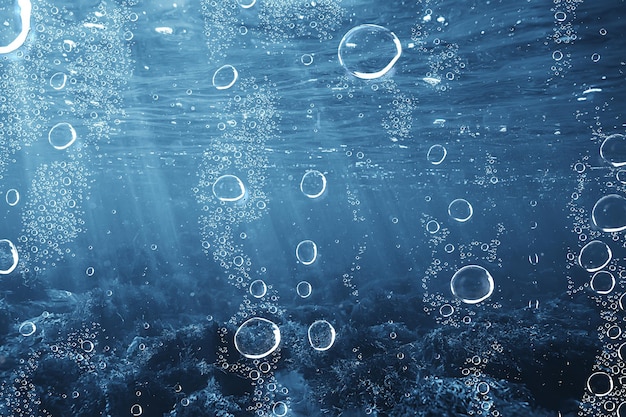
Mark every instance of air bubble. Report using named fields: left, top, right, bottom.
left=338, top=24, right=402, bottom=80
left=448, top=199, right=473, bottom=222
left=578, top=240, right=612, bottom=272
left=308, top=320, right=336, bottom=351
left=212, top=175, right=246, bottom=202
left=450, top=265, right=495, bottom=304
left=296, top=240, right=317, bottom=265
left=48, top=122, right=77, bottom=150
left=212, top=65, right=239, bottom=90
left=234, top=317, right=281, bottom=359
left=300, top=170, right=327, bottom=198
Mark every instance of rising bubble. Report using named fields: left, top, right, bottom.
left=130, top=404, right=143, bottom=416
left=590, top=271, right=615, bottom=295
left=48, top=122, right=77, bottom=150
left=50, top=72, right=68, bottom=90
left=586, top=372, right=613, bottom=396
left=0, top=239, right=18, bottom=274
left=578, top=240, right=612, bottom=272
left=18, top=321, right=36, bottom=336
left=0, top=0, right=31, bottom=54
left=450, top=265, right=494, bottom=304
left=439, top=303, right=454, bottom=317
left=296, top=281, right=312, bottom=298
left=618, top=342, right=626, bottom=361
left=212, top=174, right=246, bottom=202
left=300, top=170, right=327, bottom=199
left=5, top=189, right=19, bottom=206
left=338, top=24, right=402, bottom=80
left=296, top=240, right=317, bottom=265
left=427, top=144, right=447, bottom=165
left=600, top=134, right=626, bottom=167
left=592, top=194, right=626, bottom=232
left=426, top=220, right=440, bottom=233
left=272, top=401, right=288, bottom=416
left=237, top=0, right=256, bottom=8
left=212, top=65, right=239, bottom=90
left=308, top=320, right=336, bottom=351
left=249, top=279, right=267, bottom=298
left=448, top=198, right=473, bottom=222
left=234, top=317, right=281, bottom=359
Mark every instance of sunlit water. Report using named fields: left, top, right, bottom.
left=0, top=0, right=624, bottom=416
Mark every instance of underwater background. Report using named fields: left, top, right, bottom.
left=0, top=0, right=625, bottom=416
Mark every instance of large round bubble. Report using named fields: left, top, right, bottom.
left=0, top=239, right=19, bottom=275
left=249, top=279, right=267, bottom=298
left=427, top=144, right=447, bottom=165
left=0, top=0, right=31, bottom=54
left=296, top=240, right=317, bottom=265
left=578, top=240, right=612, bottom=273
left=296, top=281, right=312, bottom=298
left=600, top=134, right=626, bottom=167
left=212, top=65, right=239, bottom=90
left=50, top=72, right=67, bottom=90
left=48, top=122, right=77, bottom=150
left=234, top=317, right=281, bottom=359
left=338, top=24, right=402, bottom=80
left=586, top=371, right=613, bottom=396
left=448, top=198, right=473, bottom=222
left=300, top=170, right=327, bottom=199
left=212, top=174, right=246, bottom=202
left=450, top=265, right=495, bottom=304
left=308, top=320, right=336, bottom=351
left=592, top=194, right=626, bottom=232
left=272, top=401, right=288, bottom=417
left=590, top=271, right=615, bottom=295
left=18, top=321, right=36, bottom=337
left=5, top=189, right=19, bottom=207
left=619, top=342, right=626, bottom=361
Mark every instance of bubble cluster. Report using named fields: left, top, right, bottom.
left=0, top=0, right=133, bottom=276
left=548, top=0, right=583, bottom=78
left=258, top=0, right=345, bottom=42
left=410, top=5, right=465, bottom=90
left=382, top=81, right=414, bottom=143
left=0, top=320, right=101, bottom=417
left=421, top=213, right=506, bottom=326
left=201, top=0, right=344, bottom=62
left=194, top=77, right=275, bottom=286
left=201, top=1, right=248, bottom=61
left=18, top=160, right=89, bottom=270
left=565, top=131, right=626, bottom=415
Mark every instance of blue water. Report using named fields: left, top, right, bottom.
left=0, top=0, right=624, bottom=416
